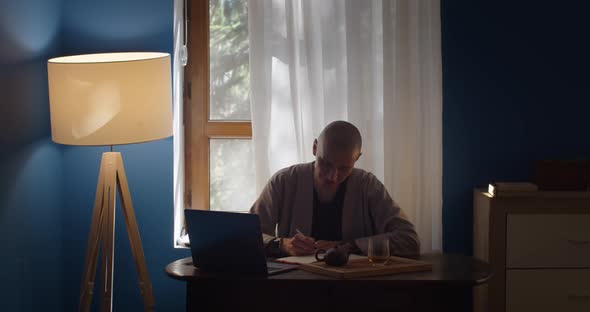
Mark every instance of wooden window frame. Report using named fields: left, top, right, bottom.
left=183, top=0, right=252, bottom=210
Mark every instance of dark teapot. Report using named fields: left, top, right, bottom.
left=314, top=245, right=350, bottom=267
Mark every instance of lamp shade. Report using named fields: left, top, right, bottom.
left=47, top=52, right=173, bottom=146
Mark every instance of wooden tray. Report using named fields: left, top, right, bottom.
left=299, top=256, right=432, bottom=279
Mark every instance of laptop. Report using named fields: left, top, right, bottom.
left=184, top=209, right=298, bottom=276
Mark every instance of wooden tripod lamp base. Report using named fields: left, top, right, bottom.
left=79, top=152, right=155, bottom=312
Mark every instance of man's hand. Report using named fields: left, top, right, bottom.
left=314, top=240, right=340, bottom=250
left=280, top=233, right=316, bottom=256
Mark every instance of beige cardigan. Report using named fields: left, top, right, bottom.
left=250, top=162, right=420, bottom=256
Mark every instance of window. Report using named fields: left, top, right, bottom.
left=183, top=0, right=254, bottom=217
left=177, top=0, right=253, bottom=246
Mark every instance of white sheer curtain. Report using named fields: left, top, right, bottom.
left=172, top=0, right=186, bottom=247
left=249, top=0, right=442, bottom=252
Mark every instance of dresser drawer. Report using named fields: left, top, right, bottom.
left=506, top=214, right=590, bottom=268
left=506, top=269, right=590, bottom=312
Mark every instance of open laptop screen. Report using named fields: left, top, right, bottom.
left=184, top=209, right=270, bottom=276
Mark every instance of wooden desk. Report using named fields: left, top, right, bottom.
left=166, top=253, right=492, bottom=312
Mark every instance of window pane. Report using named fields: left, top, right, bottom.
left=209, top=139, right=256, bottom=212
left=209, top=0, right=251, bottom=121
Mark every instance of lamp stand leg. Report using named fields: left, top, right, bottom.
left=79, top=155, right=107, bottom=312
left=114, top=153, right=155, bottom=311
left=78, top=152, right=155, bottom=312
left=98, top=153, right=116, bottom=312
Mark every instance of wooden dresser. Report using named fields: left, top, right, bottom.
left=473, top=189, right=590, bottom=312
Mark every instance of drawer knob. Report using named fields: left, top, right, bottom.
left=567, top=239, right=590, bottom=246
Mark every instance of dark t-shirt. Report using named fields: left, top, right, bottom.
left=311, top=179, right=348, bottom=241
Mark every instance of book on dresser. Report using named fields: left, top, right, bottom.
left=473, top=188, right=590, bottom=312
left=487, top=182, right=538, bottom=197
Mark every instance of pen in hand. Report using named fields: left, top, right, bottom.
left=295, top=228, right=313, bottom=239
left=295, top=228, right=316, bottom=248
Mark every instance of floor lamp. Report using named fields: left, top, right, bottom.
left=47, top=52, right=173, bottom=312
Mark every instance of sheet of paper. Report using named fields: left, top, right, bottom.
left=276, top=254, right=367, bottom=264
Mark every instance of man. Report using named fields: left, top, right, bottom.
left=250, top=121, right=419, bottom=257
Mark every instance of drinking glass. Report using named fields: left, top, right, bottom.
left=368, top=237, right=390, bottom=265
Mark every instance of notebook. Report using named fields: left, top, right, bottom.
left=184, top=209, right=298, bottom=276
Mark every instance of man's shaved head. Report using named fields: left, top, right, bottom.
left=312, top=121, right=363, bottom=200
left=316, top=120, right=362, bottom=157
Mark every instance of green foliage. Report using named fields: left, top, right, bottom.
left=209, top=0, right=250, bottom=120
left=208, top=1, right=254, bottom=211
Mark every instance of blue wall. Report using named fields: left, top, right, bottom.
left=1, top=0, right=187, bottom=311
left=0, top=0, right=64, bottom=311
left=60, top=0, right=188, bottom=311
left=3, top=0, right=589, bottom=311
left=441, top=1, right=590, bottom=254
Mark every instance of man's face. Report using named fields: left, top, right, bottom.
left=313, top=139, right=360, bottom=191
